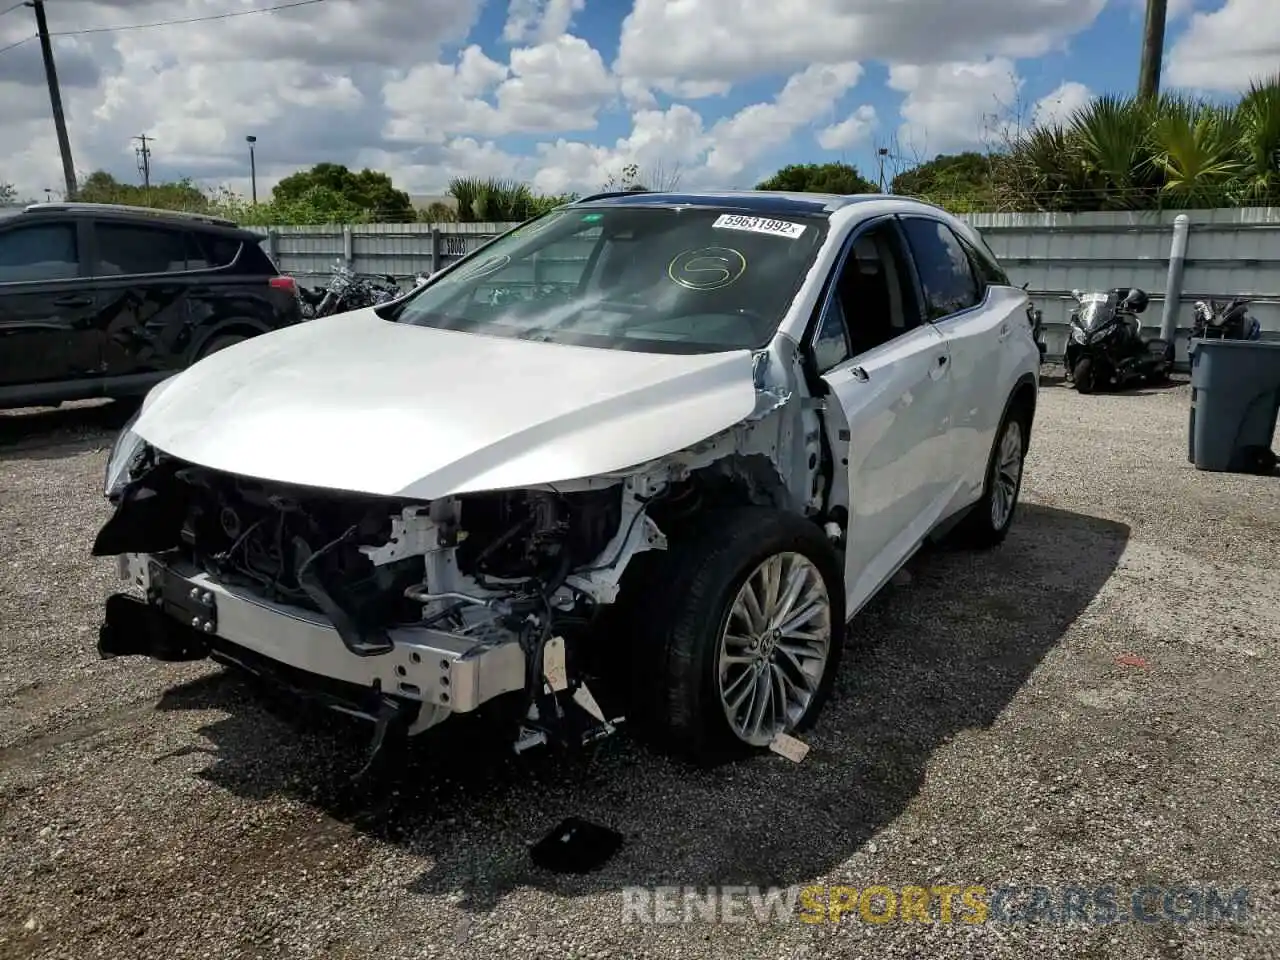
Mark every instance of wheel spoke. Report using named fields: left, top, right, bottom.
left=768, top=562, right=809, bottom=629
left=724, top=665, right=756, bottom=712
left=738, top=580, right=765, bottom=633
left=778, top=600, right=823, bottom=637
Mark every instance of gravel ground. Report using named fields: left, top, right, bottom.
left=1, top=376, right=1277, bottom=960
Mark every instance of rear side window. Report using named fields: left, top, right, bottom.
left=959, top=231, right=1010, bottom=288
left=220, top=238, right=278, bottom=276
left=899, top=217, right=982, bottom=320
left=188, top=232, right=243, bottom=270
left=95, top=223, right=189, bottom=276
left=0, top=223, right=80, bottom=282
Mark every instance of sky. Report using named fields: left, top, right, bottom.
left=0, top=0, right=1277, bottom=202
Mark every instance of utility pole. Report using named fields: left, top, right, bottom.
left=1138, top=0, right=1168, bottom=101
left=134, top=135, right=153, bottom=189
left=877, top=147, right=890, bottom=193
left=27, top=0, right=77, bottom=199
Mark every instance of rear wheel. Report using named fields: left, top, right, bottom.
left=951, top=403, right=1029, bottom=550
left=195, top=334, right=247, bottom=361
left=626, top=507, right=845, bottom=764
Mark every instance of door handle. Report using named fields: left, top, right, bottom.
left=52, top=294, right=94, bottom=307
left=851, top=365, right=869, bottom=382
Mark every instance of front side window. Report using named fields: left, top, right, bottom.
left=0, top=223, right=80, bottom=282
left=900, top=217, right=981, bottom=320
left=385, top=206, right=830, bottom=354
left=94, top=223, right=189, bottom=276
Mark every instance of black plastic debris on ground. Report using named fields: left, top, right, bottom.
left=529, top=817, right=624, bottom=874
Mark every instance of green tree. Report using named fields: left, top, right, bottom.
left=755, top=162, right=877, bottom=194
left=75, top=170, right=212, bottom=211
left=0, top=181, right=15, bottom=205
left=891, top=152, right=996, bottom=209
left=271, top=163, right=414, bottom=222
left=447, top=177, right=574, bottom=222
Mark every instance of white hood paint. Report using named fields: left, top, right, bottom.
left=134, top=309, right=759, bottom=499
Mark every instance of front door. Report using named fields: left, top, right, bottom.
left=0, top=218, right=98, bottom=391
left=813, top=219, right=955, bottom=616
left=898, top=216, right=1013, bottom=504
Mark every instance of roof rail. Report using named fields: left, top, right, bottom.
left=23, top=201, right=239, bottom=228
left=573, top=187, right=653, bottom=203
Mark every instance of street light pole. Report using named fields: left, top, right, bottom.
left=246, top=135, right=258, bottom=205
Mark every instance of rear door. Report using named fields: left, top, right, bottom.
left=898, top=216, right=1010, bottom=505
left=88, top=219, right=197, bottom=378
left=813, top=217, right=955, bottom=616
left=0, top=217, right=99, bottom=390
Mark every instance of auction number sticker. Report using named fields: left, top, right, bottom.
left=712, top=214, right=806, bottom=239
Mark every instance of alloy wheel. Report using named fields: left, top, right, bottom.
left=990, top=419, right=1024, bottom=530
left=716, top=552, right=832, bottom=747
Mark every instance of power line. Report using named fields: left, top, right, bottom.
left=0, top=32, right=33, bottom=54
left=47, top=0, right=331, bottom=39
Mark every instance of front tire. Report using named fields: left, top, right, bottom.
left=1073, top=357, right=1096, bottom=393
left=627, top=507, right=845, bottom=764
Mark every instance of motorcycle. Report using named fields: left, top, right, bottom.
left=308, top=261, right=404, bottom=318
left=1029, top=305, right=1047, bottom=363
left=1191, top=297, right=1260, bottom=342
left=1063, top=287, right=1173, bottom=393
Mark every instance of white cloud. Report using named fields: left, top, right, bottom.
left=615, top=0, right=1107, bottom=91
left=382, top=34, right=615, bottom=143
left=502, top=0, right=585, bottom=44
left=818, top=105, right=879, bottom=150
left=705, top=63, right=864, bottom=178
left=889, top=59, right=1023, bottom=156
left=1167, top=0, right=1280, bottom=92
left=1030, top=81, right=1092, bottom=129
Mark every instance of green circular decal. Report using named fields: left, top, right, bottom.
left=667, top=247, right=747, bottom=291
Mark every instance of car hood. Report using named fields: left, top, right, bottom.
left=133, top=309, right=759, bottom=499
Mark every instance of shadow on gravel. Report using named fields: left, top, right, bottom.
left=0, top=399, right=137, bottom=459
left=154, top=503, right=1130, bottom=910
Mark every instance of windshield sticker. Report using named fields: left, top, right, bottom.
left=668, top=247, right=747, bottom=291
left=712, top=214, right=806, bottom=239
left=581, top=213, right=603, bottom=223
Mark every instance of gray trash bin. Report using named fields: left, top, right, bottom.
left=1187, top=338, right=1280, bottom=474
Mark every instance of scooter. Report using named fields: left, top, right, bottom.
left=1063, top=287, right=1174, bottom=393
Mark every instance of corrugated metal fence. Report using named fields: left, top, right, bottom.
left=261, top=208, right=1280, bottom=364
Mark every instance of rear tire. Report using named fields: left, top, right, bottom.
left=625, top=507, right=845, bottom=765
left=950, top=402, right=1030, bottom=550
left=1073, top=357, right=1096, bottom=393
left=195, top=334, right=247, bottom=361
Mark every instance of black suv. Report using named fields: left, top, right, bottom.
left=0, top=201, right=302, bottom=410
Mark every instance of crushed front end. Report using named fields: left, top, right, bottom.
left=92, top=441, right=668, bottom=754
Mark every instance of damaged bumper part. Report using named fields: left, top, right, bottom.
left=104, top=554, right=529, bottom=717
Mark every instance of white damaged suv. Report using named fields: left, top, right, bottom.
left=94, top=191, right=1040, bottom=763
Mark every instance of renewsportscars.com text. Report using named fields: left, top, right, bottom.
left=620, top=884, right=1252, bottom=925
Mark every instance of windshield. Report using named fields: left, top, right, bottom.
left=383, top=205, right=830, bottom=354
left=1077, top=292, right=1116, bottom=331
